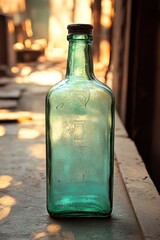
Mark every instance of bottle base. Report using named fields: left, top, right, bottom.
left=48, top=210, right=112, bottom=218
left=47, top=185, right=112, bottom=218
left=47, top=200, right=112, bottom=218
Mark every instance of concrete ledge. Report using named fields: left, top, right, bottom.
left=0, top=111, right=159, bottom=240
left=115, top=112, right=160, bottom=240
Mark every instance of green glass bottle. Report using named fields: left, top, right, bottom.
left=46, top=24, right=114, bottom=217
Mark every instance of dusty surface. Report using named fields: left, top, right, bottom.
left=0, top=58, right=159, bottom=239
left=0, top=117, right=142, bottom=240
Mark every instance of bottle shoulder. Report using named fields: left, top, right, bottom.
left=46, top=79, right=68, bottom=99
left=92, top=77, right=114, bottom=99
left=46, top=77, right=114, bottom=115
left=46, top=77, right=114, bottom=100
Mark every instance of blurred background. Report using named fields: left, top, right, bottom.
left=0, top=0, right=159, bottom=193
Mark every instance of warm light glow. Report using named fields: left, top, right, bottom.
left=101, top=15, right=112, bottom=28
left=11, top=66, right=20, bottom=74
left=0, top=109, right=9, bottom=114
left=17, top=114, right=32, bottom=123
left=0, top=0, right=26, bottom=14
left=0, top=195, right=16, bottom=220
left=106, top=71, right=113, bottom=89
left=24, top=39, right=32, bottom=48
left=0, top=175, right=13, bottom=189
left=25, top=19, right=33, bottom=38
left=8, top=20, right=15, bottom=33
left=0, top=207, right=11, bottom=221
left=45, top=47, right=65, bottom=60
left=20, top=66, right=32, bottom=76
left=14, top=77, right=23, bottom=84
left=47, top=224, right=61, bottom=233
left=100, top=0, right=114, bottom=66
left=31, top=113, right=45, bottom=122
left=28, top=144, right=45, bottom=160
left=33, top=232, right=47, bottom=239
left=27, top=70, right=62, bottom=85
left=33, top=225, right=74, bottom=239
left=0, top=125, right=6, bottom=137
left=48, top=17, right=67, bottom=50
left=13, top=42, right=24, bottom=50
left=18, top=128, right=40, bottom=139
left=101, top=0, right=113, bottom=16
left=31, top=43, right=41, bottom=51
left=0, top=110, right=32, bottom=123
left=15, top=69, right=62, bottom=85
left=49, top=0, right=91, bottom=50
left=0, top=195, right=16, bottom=206
left=73, top=0, right=91, bottom=23
left=100, top=40, right=110, bottom=66
left=34, top=39, right=47, bottom=48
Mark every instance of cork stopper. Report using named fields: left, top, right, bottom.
left=67, top=24, right=93, bottom=35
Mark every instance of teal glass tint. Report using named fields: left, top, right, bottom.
left=46, top=26, right=114, bottom=217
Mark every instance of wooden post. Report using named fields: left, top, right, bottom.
left=92, top=0, right=102, bottom=62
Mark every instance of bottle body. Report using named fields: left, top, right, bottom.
left=46, top=24, right=114, bottom=217
left=46, top=78, right=114, bottom=217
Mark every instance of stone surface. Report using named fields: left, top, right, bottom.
left=115, top=113, right=160, bottom=240
left=0, top=64, right=159, bottom=239
left=0, top=100, right=18, bottom=109
left=0, top=115, right=143, bottom=240
left=18, top=90, right=46, bottom=113
left=0, top=89, right=21, bottom=99
left=0, top=77, right=10, bottom=86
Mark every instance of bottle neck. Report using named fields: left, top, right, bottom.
left=66, top=34, right=94, bottom=80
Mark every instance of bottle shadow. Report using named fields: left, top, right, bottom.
left=45, top=215, right=115, bottom=240
left=42, top=212, right=139, bottom=240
